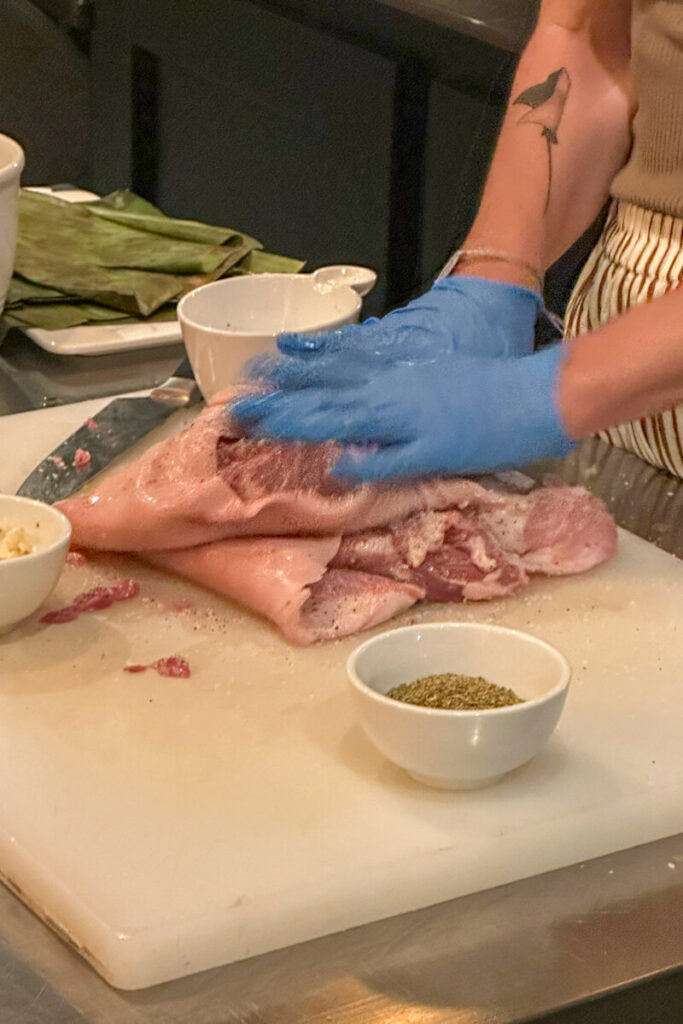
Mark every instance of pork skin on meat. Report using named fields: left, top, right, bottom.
left=58, top=388, right=618, bottom=645
left=58, top=392, right=487, bottom=552
left=144, top=538, right=423, bottom=646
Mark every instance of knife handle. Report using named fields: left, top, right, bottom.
left=149, top=356, right=198, bottom=407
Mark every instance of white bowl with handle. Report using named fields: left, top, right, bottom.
left=0, top=495, right=71, bottom=634
left=177, top=264, right=376, bottom=400
left=0, top=134, right=25, bottom=318
left=347, top=622, right=571, bottom=790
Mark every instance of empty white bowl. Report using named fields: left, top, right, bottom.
left=177, top=264, right=375, bottom=400
left=0, top=495, right=71, bottom=634
left=347, top=623, right=571, bottom=790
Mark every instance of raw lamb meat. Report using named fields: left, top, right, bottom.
left=58, top=387, right=618, bottom=645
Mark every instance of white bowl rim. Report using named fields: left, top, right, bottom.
left=0, top=133, right=25, bottom=185
left=312, top=264, right=377, bottom=284
left=0, top=494, right=72, bottom=562
left=177, top=273, right=362, bottom=338
left=347, top=621, right=571, bottom=718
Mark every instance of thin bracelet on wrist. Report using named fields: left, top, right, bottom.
left=437, top=248, right=545, bottom=293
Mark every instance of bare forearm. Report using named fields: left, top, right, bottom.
left=559, top=286, right=683, bottom=437
left=457, top=0, right=634, bottom=281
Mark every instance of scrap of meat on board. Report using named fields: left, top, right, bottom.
left=58, top=388, right=618, bottom=645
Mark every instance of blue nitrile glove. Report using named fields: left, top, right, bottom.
left=232, top=343, right=575, bottom=483
left=277, top=276, right=542, bottom=368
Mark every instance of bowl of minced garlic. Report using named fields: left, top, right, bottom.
left=0, top=522, right=36, bottom=560
left=347, top=623, right=570, bottom=789
left=0, top=495, right=71, bottom=634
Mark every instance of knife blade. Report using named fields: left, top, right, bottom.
left=17, top=356, right=201, bottom=504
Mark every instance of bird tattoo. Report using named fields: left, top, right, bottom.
left=513, top=68, right=571, bottom=213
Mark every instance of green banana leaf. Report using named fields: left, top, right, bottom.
left=85, top=190, right=262, bottom=250
left=14, top=191, right=258, bottom=316
left=5, top=302, right=131, bottom=330
left=5, top=301, right=179, bottom=331
left=228, top=249, right=306, bottom=275
left=5, top=276, right=70, bottom=306
left=6, top=189, right=305, bottom=329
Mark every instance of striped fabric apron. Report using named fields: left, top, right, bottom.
left=564, top=200, right=683, bottom=478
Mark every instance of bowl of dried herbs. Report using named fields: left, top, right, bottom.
left=347, top=622, right=570, bottom=790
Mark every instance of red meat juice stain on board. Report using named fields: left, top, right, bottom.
left=124, top=656, right=191, bottom=678
left=40, top=578, right=140, bottom=624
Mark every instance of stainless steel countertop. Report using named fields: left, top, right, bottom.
left=0, top=332, right=682, bottom=1022
left=0, top=326, right=185, bottom=416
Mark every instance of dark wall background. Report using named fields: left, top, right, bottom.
left=87, top=0, right=529, bottom=313
left=2, top=0, right=586, bottom=319
left=0, top=0, right=89, bottom=185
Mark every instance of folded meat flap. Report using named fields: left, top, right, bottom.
left=58, top=387, right=618, bottom=645
left=145, top=537, right=423, bottom=646
left=58, top=390, right=488, bottom=552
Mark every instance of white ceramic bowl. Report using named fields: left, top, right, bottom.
left=347, top=623, right=571, bottom=790
left=0, top=134, right=25, bottom=318
left=177, top=264, right=375, bottom=400
left=0, top=495, right=71, bottom=634
left=309, top=264, right=377, bottom=297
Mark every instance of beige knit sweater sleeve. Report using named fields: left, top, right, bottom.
left=611, top=0, right=683, bottom=217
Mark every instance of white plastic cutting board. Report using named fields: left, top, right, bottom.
left=1, top=399, right=682, bottom=990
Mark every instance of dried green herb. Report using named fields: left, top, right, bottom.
left=386, top=673, right=524, bottom=711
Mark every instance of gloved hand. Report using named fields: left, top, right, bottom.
left=277, top=275, right=542, bottom=369
left=232, top=343, right=575, bottom=483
